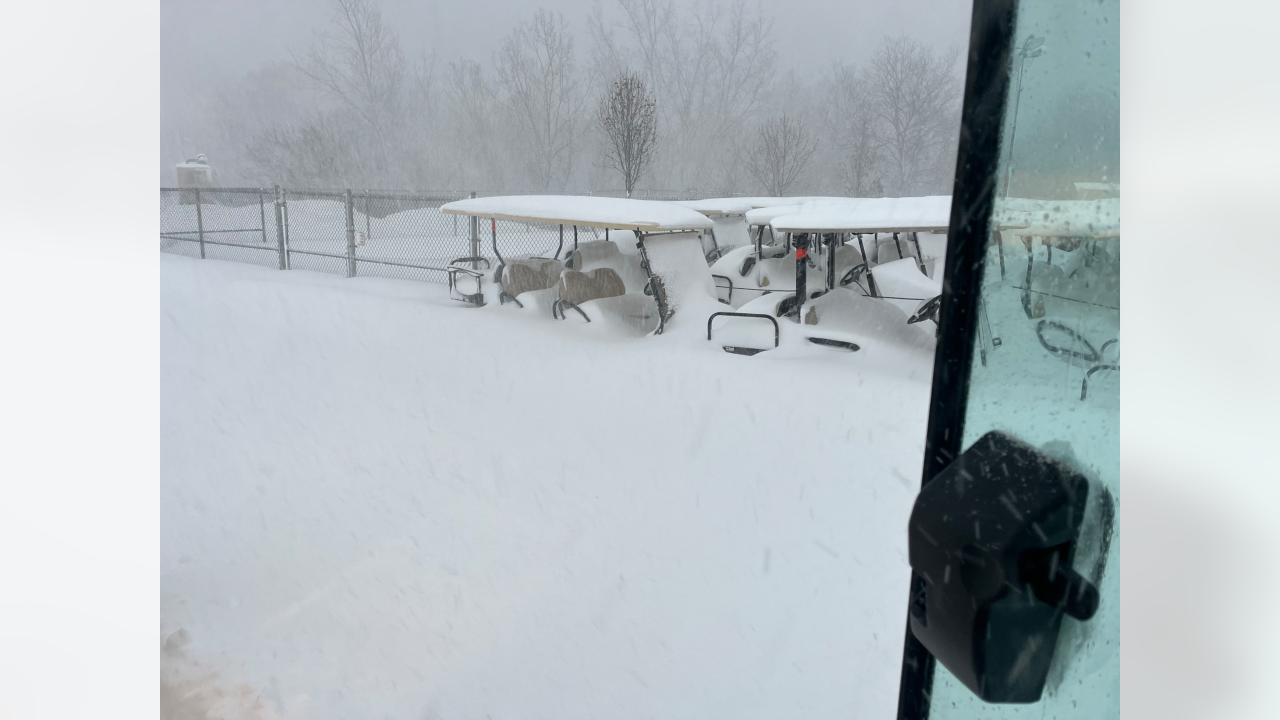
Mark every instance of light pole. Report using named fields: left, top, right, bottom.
left=1003, top=34, right=1045, bottom=197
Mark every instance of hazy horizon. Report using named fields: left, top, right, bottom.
left=165, top=0, right=972, bottom=193
left=162, top=0, right=973, bottom=84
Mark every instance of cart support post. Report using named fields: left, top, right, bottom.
left=491, top=218, right=502, bottom=263
left=794, top=233, right=809, bottom=319
left=856, top=234, right=879, bottom=297
left=911, top=232, right=928, bottom=275
left=826, top=234, right=836, bottom=290
left=634, top=231, right=667, bottom=335
left=469, top=191, right=479, bottom=269
left=996, top=229, right=1007, bottom=279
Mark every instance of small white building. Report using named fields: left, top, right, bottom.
left=176, top=154, right=213, bottom=204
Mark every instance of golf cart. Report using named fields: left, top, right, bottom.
left=439, top=195, right=718, bottom=336
left=672, top=198, right=758, bottom=264
left=988, top=197, right=1121, bottom=397
left=701, top=197, right=951, bottom=357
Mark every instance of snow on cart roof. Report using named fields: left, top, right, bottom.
left=744, top=204, right=804, bottom=226
left=740, top=196, right=852, bottom=207
left=673, top=198, right=756, bottom=216
left=993, top=197, right=1120, bottom=238
left=674, top=197, right=854, bottom=216
left=771, top=196, right=953, bottom=234
left=440, top=195, right=713, bottom=231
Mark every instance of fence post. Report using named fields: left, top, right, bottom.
left=195, top=187, right=205, bottom=259
left=274, top=185, right=287, bottom=270
left=469, top=190, right=479, bottom=269
left=259, top=190, right=268, bottom=244
left=364, top=189, right=371, bottom=244
left=345, top=188, right=357, bottom=278
left=282, top=188, right=292, bottom=269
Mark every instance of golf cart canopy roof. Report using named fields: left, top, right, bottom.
left=673, top=198, right=756, bottom=216
left=993, top=197, right=1120, bottom=238
left=744, top=204, right=804, bottom=226
left=771, top=196, right=953, bottom=234
left=440, top=195, right=713, bottom=232
left=675, top=197, right=855, bottom=216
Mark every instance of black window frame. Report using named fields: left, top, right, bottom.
left=895, top=0, right=1018, bottom=717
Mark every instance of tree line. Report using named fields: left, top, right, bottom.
left=162, top=0, right=963, bottom=198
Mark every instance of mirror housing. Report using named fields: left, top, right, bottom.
left=907, top=431, right=1098, bottom=703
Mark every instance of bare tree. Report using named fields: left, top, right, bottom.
left=441, top=60, right=515, bottom=190
left=293, top=0, right=406, bottom=168
left=496, top=10, right=585, bottom=191
left=589, top=0, right=776, bottom=189
left=868, top=35, right=961, bottom=195
left=237, top=0, right=453, bottom=189
left=596, top=72, right=659, bottom=196
left=747, top=114, right=817, bottom=196
left=244, top=113, right=362, bottom=187
left=826, top=63, right=882, bottom=196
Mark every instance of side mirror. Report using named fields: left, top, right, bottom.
left=907, top=431, right=1099, bottom=703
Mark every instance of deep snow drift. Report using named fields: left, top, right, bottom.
left=161, top=254, right=934, bottom=720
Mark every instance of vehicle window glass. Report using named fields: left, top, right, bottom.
left=926, top=0, right=1119, bottom=716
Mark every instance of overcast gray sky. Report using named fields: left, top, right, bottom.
left=162, top=0, right=974, bottom=93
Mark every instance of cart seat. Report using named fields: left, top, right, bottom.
left=569, top=239, right=622, bottom=267
left=560, top=268, right=626, bottom=306
left=504, top=258, right=564, bottom=298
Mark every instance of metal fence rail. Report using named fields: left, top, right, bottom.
left=160, top=186, right=723, bottom=286
left=160, top=187, right=284, bottom=269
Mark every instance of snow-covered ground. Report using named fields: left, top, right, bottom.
left=160, top=254, right=935, bottom=720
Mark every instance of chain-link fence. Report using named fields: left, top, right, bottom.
left=160, top=187, right=284, bottom=269
left=160, top=187, right=730, bottom=285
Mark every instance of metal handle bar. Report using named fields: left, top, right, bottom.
left=707, top=312, right=780, bottom=348
left=711, top=274, right=734, bottom=302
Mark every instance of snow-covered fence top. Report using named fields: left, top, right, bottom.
left=441, top=195, right=713, bottom=232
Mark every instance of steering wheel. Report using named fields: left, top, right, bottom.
left=908, top=295, right=942, bottom=325
left=840, top=263, right=868, bottom=287
left=1035, top=319, right=1101, bottom=364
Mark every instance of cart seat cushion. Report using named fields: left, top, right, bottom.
left=504, top=258, right=563, bottom=297
left=572, top=241, right=649, bottom=294
left=574, top=240, right=622, bottom=265
left=560, top=268, right=626, bottom=306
